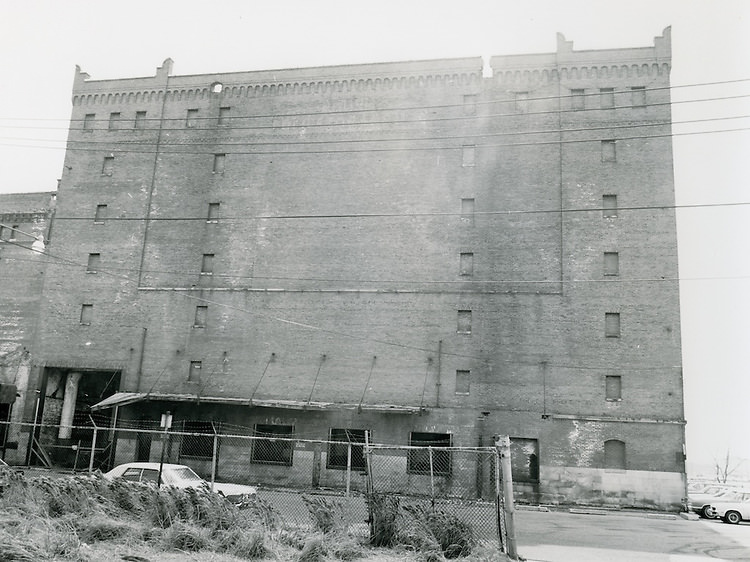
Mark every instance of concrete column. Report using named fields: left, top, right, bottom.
left=58, top=372, right=82, bottom=439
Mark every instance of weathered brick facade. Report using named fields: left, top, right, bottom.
left=10, top=28, right=685, bottom=508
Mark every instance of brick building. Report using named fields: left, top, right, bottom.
left=0, top=191, right=56, bottom=458
left=10, top=28, right=685, bottom=508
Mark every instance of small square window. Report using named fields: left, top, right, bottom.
left=408, top=432, right=451, bottom=475
left=213, top=154, right=226, bottom=173
left=102, top=156, right=115, bottom=176
left=252, top=424, right=294, bottom=465
left=631, top=86, right=646, bottom=107
left=83, top=113, right=95, bottom=131
left=87, top=253, right=101, bottom=273
left=604, top=252, right=619, bottom=276
left=601, top=140, right=616, bottom=162
left=201, top=254, right=214, bottom=275
left=455, top=370, right=470, bottom=394
left=605, top=312, right=621, bottom=338
left=457, top=310, right=472, bottom=334
left=194, top=305, right=207, bottom=327
left=571, top=89, right=585, bottom=110
left=462, top=146, right=475, bottom=167
left=186, top=108, right=199, bottom=128
left=94, top=204, right=107, bottom=223
left=80, top=304, right=93, bottom=325
left=108, top=112, right=121, bottom=130
left=134, top=111, right=147, bottom=130
left=514, top=91, right=529, bottom=113
left=188, top=360, right=202, bottom=382
left=605, top=375, right=622, bottom=400
left=600, top=88, right=614, bottom=109
left=207, top=202, right=220, bottom=223
left=218, top=107, right=231, bottom=126
left=459, top=252, right=474, bottom=276
left=602, top=195, right=618, bottom=218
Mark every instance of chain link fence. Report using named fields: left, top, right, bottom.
left=1, top=419, right=516, bottom=555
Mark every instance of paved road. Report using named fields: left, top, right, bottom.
left=516, top=511, right=750, bottom=561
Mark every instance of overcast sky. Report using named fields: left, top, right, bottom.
left=1, top=0, right=748, bottom=474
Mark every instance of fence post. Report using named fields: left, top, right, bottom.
left=346, top=442, right=352, bottom=496
left=495, top=435, right=518, bottom=560
left=364, top=430, right=374, bottom=540
left=428, top=446, right=435, bottom=505
left=89, top=423, right=98, bottom=473
left=210, top=423, right=219, bottom=491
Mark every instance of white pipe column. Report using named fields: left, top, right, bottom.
left=58, top=372, right=82, bottom=439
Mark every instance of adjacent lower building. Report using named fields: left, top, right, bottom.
left=3, top=28, right=686, bottom=508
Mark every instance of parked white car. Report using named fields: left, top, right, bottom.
left=688, top=485, right=735, bottom=518
left=705, top=490, right=750, bottom=524
left=104, top=462, right=257, bottom=507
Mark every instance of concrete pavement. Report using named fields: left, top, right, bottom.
left=520, top=545, right=728, bottom=561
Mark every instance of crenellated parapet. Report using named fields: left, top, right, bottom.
left=491, top=26, right=671, bottom=88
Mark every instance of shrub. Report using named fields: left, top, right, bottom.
left=303, top=494, right=344, bottom=533
left=298, top=535, right=327, bottom=562
left=366, top=492, right=400, bottom=547
left=215, top=527, right=268, bottom=559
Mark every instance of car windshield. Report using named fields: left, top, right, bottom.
left=171, top=467, right=204, bottom=483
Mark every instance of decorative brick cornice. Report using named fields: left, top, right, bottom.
left=72, top=58, right=483, bottom=106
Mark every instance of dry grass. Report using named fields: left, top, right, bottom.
left=0, top=469, right=509, bottom=561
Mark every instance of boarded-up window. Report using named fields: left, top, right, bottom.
left=455, top=370, right=470, bottom=394
left=218, top=106, right=231, bottom=126
left=102, top=156, right=114, bottom=176
left=602, top=195, right=618, bottom=217
left=463, top=94, right=477, bottom=115
left=83, top=113, right=95, bottom=131
left=194, top=305, right=207, bottom=327
left=327, top=428, right=367, bottom=470
left=201, top=254, right=214, bottom=275
left=186, top=108, right=199, bottom=128
left=408, top=432, right=451, bottom=475
left=457, top=310, right=472, bottom=333
left=213, top=153, right=226, bottom=173
left=134, top=111, right=147, bottom=130
left=604, top=252, right=619, bottom=276
left=600, top=88, right=615, bottom=109
left=605, top=313, right=621, bottom=338
left=571, top=89, right=585, bottom=110
left=461, top=198, right=475, bottom=225
left=606, top=375, right=622, bottom=400
left=95, top=204, right=107, bottom=223
left=514, top=91, right=529, bottom=113
left=80, top=304, right=93, bottom=325
left=510, top=438, right=539, bottom=482
left=631, top=86, right=646, bottom=107
left=604, top=439, right=626, bottom=470
left=252, top=424, right=294, bottom=465
left=86, top=253, right=101, bottom=273
left=188, top=361, right=202, bottom=382
left=108, top=112, right=121, bottom=130
left=207, top=202, right=220, bottom=222
left=459, top=252, right=474, bottom=276
left=462, top=145, right=475, bottom=167
left=601, top=140, right=616, bottom=162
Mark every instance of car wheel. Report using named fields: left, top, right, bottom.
left=701, top=505, right=716, bottom=519
left=724, top=510, right=742, bottom=525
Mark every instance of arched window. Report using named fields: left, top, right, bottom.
left=604, top=439, right=626, bottom=470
